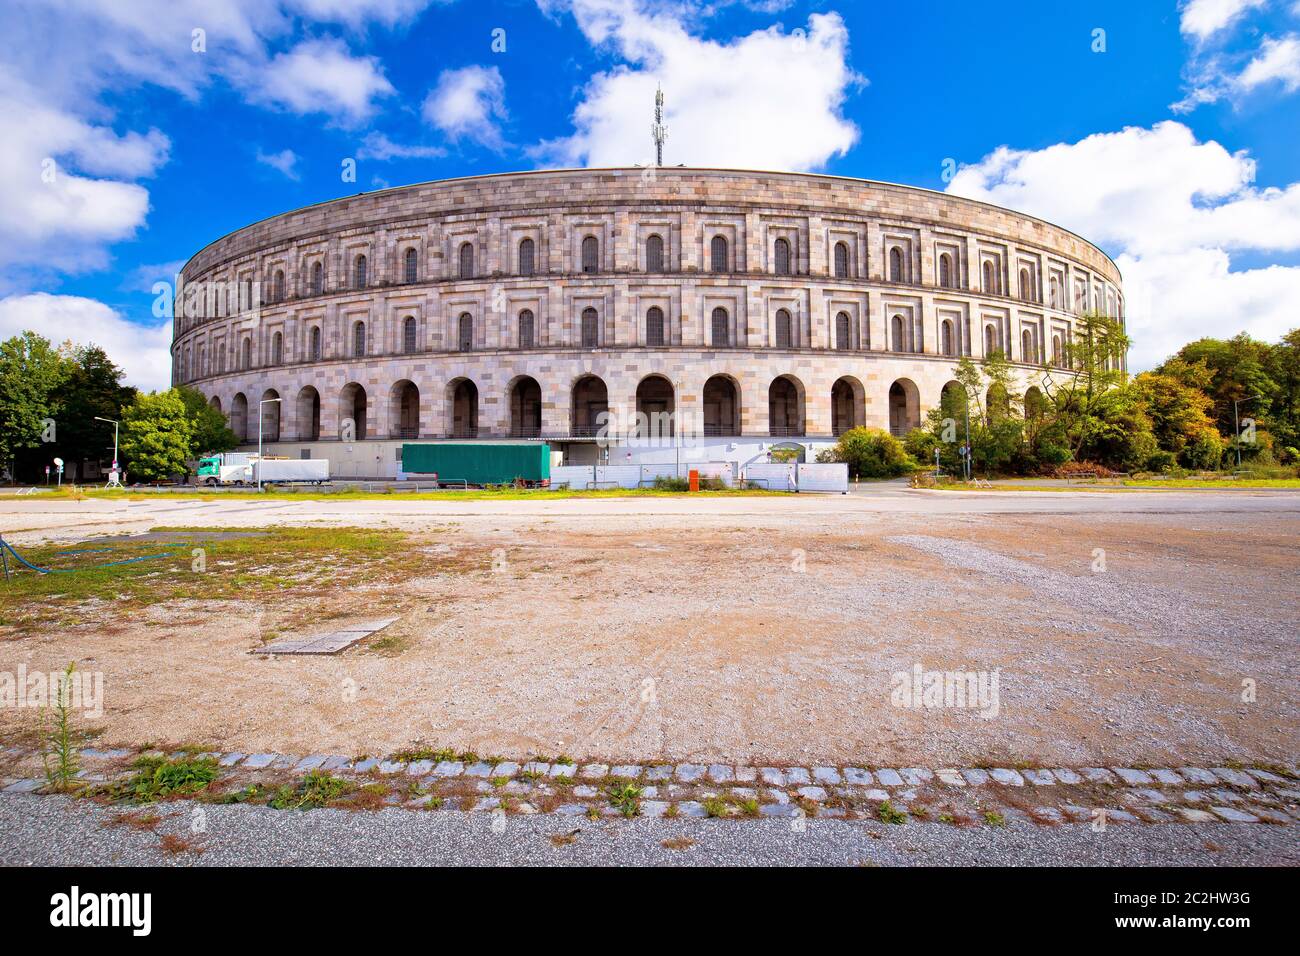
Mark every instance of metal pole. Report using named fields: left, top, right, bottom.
left=1233, top=398, right=1240, bottom=470
left=258, top=404, right=264, bottom=490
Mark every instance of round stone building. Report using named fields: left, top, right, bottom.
left=173, top=167, right=1124, bottom=478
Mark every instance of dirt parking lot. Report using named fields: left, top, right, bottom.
left=1, top=490, right=1297, bottom=767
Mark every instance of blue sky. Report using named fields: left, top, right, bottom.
left=2, top=0, right=1299, bottom=388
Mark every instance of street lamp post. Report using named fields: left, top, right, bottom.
left=94, top=416, right=119, bottom=487
left=257, top=398, right=281, bottom=490
left=1232, top=394, right=1261, bottom=470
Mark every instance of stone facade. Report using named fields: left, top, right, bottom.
left=172, top=167, right=1123, bottom=469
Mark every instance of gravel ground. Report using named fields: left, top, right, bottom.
left=1, top=493, right=1296, bottom=767
left=1, top=793, right=1295, bottom=867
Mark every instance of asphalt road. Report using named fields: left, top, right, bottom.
left=2, top=794, right=1295, bottom=867
left=4, top=485, right=1300, bottom=543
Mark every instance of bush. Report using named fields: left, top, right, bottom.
left=1144, top=449, right=1177, bottom=473
left=651, top=476, right=690, bottom=492
left=818, top=427, right=915, bottom=479
left=1052, top=461, right=1117, bottom=479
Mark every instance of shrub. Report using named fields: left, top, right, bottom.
left=651, top=476, right=690, bottom=492
left=819, top=427, right=915, bottom=479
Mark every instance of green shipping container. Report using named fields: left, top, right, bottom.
left=401, top=443, right=551, bottom=486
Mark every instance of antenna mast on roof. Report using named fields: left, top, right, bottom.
left=652, top=85, right=666, bottom=167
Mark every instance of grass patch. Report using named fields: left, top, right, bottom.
left=0, top=526, right=461, bottom=636
left=877, top=801, right=908, bottom=825
left=111, top=755, right=219, bottom=803
left=268, top=771, right=351, bottom=810
left=983, top=810, right=1007, bottom=827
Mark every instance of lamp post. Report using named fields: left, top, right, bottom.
left=94, top=416, right=119, bottom=486
left=1232, top=394, right=1261, bottom=470
left=257, top=397, right=281, bottom=490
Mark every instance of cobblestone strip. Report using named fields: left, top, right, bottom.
left=2, top=750, right=1296, bottom=826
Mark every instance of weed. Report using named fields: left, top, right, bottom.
left=269, top=771, right=351, bottom=810
left=490, top=776, right=510, bottom=789
left=878, top=801, right=908, bottom=825
left=984, top=810, right=1007, bottom=827
left=102, top=810, right=161, bottom=831
left=158, top=833, right=204, bottom=855
left=550, top=830, right=579, bottom=847
left=114, top=755, right=219, bottom=803
left=606, top=781, right=643, bottom=818
left=661, top=837, right=694, bottom=851
left=40, top=662, right=81, bottom=793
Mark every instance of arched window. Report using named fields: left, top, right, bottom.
left=889, top=247, right=904, bottom=283
left=311, top=261, right=324, bottom=294
left=1022, top=328, right=1034, bottom=362
left=271, top=332, right=282, bottom=365
left=1050, top=276, right=1062, bottom=309
left=404, top=248, right=418, bottom=284
left=941, top=320, right=955, bottom=356
left=518, top=237, right=535, bottom=276
left=984, top=324, right=998, bottom=355
left=646, top=234, right=665, bottom=273
left=710, top=235, right=728, bottom=272
left=835, top=311, right=851, bottom=350
left=833, top=242, right=850, bottom=278
left=242, top=279, right=252, bottom=311
left=891, top=315, right=905, bottom=352
left=711, top=307, right=729, bottom=347
left=458, top=312, right=473, bottom=352
left=1020, top=268, right=1032, bottom=301
left=1052, top=333, right=1063, bottom=366
left=581, top=235, right=599, bottom=273
left=645, top=306, right=665, bottom=346
left=309, top=326, right=321, bottom=361
left=519, top=309, right=535, bottom=348
left=775, top=308, right=792, bottom=348
left=354, top=254, right=367, bottom=289
left=217, top=343, right=226, bottom=373
left=403, top=316, right=417, bottom=354
left=983, top=261, right=996, bottom=294
left=273, top=269, right=285, bottom=302
left=774, top=237, right=791, bottom=275
left=241, top=337, right=252, bottom=369
left=353, top=321, right=366, bottom=357
left=939, top=254, right=953, bottom=289
left=581, top=307, right=599, bottom=347
left=458, top=242, right=474, bottom=279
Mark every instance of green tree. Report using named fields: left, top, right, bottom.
left=119, top=390, right=194, bottom=482
left=175, top=385, right=238, bottom=456
left=1131, top=368, right=1223, bottom=469
left=49, top=345, right=137, bottom=478
left=1159, top=334, right=1279, bottom=461
left=0, top=332, right=73, bottom=480
left=1039, top=312, right=1131, bottom=462
left=817, top=427, right=915, bottom=478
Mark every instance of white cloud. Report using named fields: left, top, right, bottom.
left=0, top=293, right=172, bottom=392
left=1179, top=0, right=1268, bottom=41
left=0, top=1, right=435, bottom=285
left=422, top=65, right=507, bottom=148
left=286, top=0, right=440, bottom=27
left=357, top=131, right=447, bottom=161
left=256, top=147, right=302, bottom=179
left=246, top=38, right=395, bottom=126
left=1237, top=34, right=1300, bottom=92
left=947, top=122, right=1300, bottom=370
left=1175, top=32, right=1300, bottom=109
left=533, top=0, right=861, bottom=171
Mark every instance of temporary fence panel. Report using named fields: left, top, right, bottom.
left=743, top=462, right=797, bottom=491
left=796, top=462, right=849, bottom=494
left=550, top=465, right=594, bottom=489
